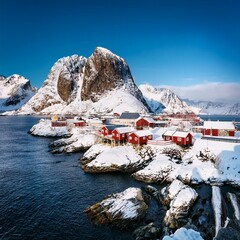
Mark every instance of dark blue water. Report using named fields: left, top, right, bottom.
left=0, top=116, right=146, bottom=240
left=199, top=115, right=240, bottom=129
left=199, top=115, right=240, bottom=122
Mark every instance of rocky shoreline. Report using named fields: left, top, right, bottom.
left=79, top=143, right=240, bottom=239
left=29, top=121, right=240, bottom=239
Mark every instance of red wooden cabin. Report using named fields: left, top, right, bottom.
left=101, top=125, right=124, bottom=137
left=74, top=121, right=86, bottom=127
left=162, top=130, right=176, bottom=141
left=202, top=121, right=235, bottom=137
left=112, top=127, right=134, bottom=141
left=128, top=130, right=153, bottom=145
left=172, top=131, right=193, bottom=146
left=135, top=117, right=155, bottom=129
left=51, top=121, right=67, bottom=127
left=163, top=130, right=193, bottom=146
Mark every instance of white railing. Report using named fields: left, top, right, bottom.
left=147, top=140, right=173, bottom=146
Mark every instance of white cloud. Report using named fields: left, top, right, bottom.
left=159, top=82, right=240, bottom=103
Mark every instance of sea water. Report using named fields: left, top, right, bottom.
left=0, top=116, right=144, bottom=240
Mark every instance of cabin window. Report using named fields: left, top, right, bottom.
left=166, top=136, right=170, bottom=140
left=148, top=136, right=152, bottom=140
left=135, top=137, right=138, bottom=141
left=143, top=137, right=146, bottom=140
left=112, top=133, right=115, bottom=136
left=121, top=134, right=124, bottom=137
left=116, top=134, right=119, bottom=137
left=129, top=136, right=132, bottom=140
left=177, top=137, right=181, bottom=141
left=186, top=137, right=189, bottom=141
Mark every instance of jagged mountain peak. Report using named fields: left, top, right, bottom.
left=81, top=46, right=134, bottom=102
left=0, top=74, right=36, bottom=111
left=139, top=84, right=193, bottom=114
left=14, top=47, right=150, bottom=115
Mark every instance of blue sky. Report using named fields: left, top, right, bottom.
left=1, top=0, right=240, bottom=101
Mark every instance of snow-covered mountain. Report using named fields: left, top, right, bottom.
left=183, top=99, right=240, bottom=115
left=14, top=47, right=150, bottom=115
left=139, top=84, right=193, bottom=114
left=0, top=74, right=36, bottom=112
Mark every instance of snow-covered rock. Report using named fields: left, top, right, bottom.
left=139, top=84, right=193, bottom=114
left=133, top=137, right=240, bottom=186
left=11, top=47, right=149, bottom=115
left=162, top=180, right=198, bottom=229
left=163, top=227, right=203, bottom=240
left=0, top=74, right=36, bottom=112
left=84, top=187, right=148, bottom=228
left=211, top=186, right=223, bottom=237
left=81, top=144, right=155, bottom=173
left=48, top=127, right=96, bottom=153
left=29, top=119, right=71, bottom=137
left=30, top=119, right=96, bottom=152
left=133, top=222, right=161, bottom=239
left=227, top=192, right=240, bottom=220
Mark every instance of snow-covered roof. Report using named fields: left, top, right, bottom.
left=142, top=117, right=155, bottom=123
left=155, top=121, right=167, bottom=124
left=131, top=130, right=153, bottom=137
left=172, top=131, right=192, bottom=138
left=114, top=127, right=135, bottom=134
left=87, top=118, right=103, bottom=124
left=163, top=130, right=176, bottom=136
left=203, top=121, right=235, bottom=130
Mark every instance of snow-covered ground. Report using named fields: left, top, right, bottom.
left=30, top=119, right=240, bottom=185
left=163, top=227, right=203, bottom=240
left=134, top=137, right=240, bottom=185
left=86, top=145, right=140, bottom=168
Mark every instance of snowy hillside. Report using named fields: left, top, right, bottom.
left=10, top=47, right=149, bottom=115
left=139, top=84, right=193, bottom=114
left=0, top=74, right=36, bottom=111
left=184, top=99, right=240, bottom=115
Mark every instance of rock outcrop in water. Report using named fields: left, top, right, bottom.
left=162, top=180, right=198, bottom=229
left=84, top=187, right=148, bottom=228
left=80, top=144, right=156, bottom=173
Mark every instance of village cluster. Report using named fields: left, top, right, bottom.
left=50, top=112, right=239, bottom=148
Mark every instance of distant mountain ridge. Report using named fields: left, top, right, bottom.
left=183, top=99, right=240, bottom=115
left=0, top=74, right=36, bottom=111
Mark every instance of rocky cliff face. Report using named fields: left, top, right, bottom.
left=14, top=47, right=149, bottom=115
left=19, top=55, right=86, bottom=114
left=81, top=47, right=149, bottom=109
left=139, top=84, right=193, bottom=114
left=0, top=74, right=36, bottom=111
